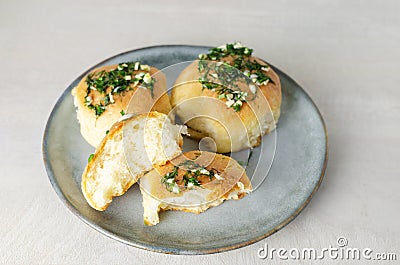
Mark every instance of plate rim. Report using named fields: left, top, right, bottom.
left=42, top=44, right=328, bottom=255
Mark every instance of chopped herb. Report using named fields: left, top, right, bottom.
left=105, top=130, right=109, bottom=135
left=161, top=166, right=179, bottom=192
left=208, top=169, right=215, bottom=180
left=236, top=150, right=253, bottom=167
left=85, top=62, right=155, bottom=117
left=120, top=110, right=125, bottom=116
left=161, top=159, right=222, bottom=193
left=88, top=154, right=94, bottom=162
left=183, top=173, right=202, bottom=188
left=245, top=149, right=254, bottom=167
left=197, top=42, right=273, bottom=111
left=237, top=161, right=246, bottom=166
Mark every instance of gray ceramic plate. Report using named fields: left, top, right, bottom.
left=43, top=45, right=327, bottom=255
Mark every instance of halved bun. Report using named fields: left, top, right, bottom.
left=140, top=150, right=252, bottom=226
left=72, top=63, right=172, bottom=147
left=81, top=112, right=184, bottom=211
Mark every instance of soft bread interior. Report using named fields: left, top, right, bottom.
left=123, top=113, right=183, bottom=172
left=141, top=180, right=252, bottom=226
left=81, top=112, right=183, bottom=211
left=82, top=129, right=131, bottom=210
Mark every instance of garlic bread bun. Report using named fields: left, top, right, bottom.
left=81, top=112, right=184, bottom=211
left=140, top=150, right=252, bottom=226
left=171, top=43, right=281, bottom=153
left=72, top=62, right=172, bottom=147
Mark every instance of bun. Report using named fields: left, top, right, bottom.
left=171, top=43, right=281, bottom=153
left=72, top=63, right=172, bottom=147
left=81, top=112, right=184, bottom=211
left=140, top=150, right=252, bottom=226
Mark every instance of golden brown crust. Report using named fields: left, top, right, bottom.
left=72, top=64, right=172, bottom=147
left=81, top=111, right=182, bottom=211
left=141, top=151, right=252, bottom=225
left=81, top=120, right=126, bottom=211
left=154, top=150, right=246, bottom=189
left=171, top=57, right=281, bottom=153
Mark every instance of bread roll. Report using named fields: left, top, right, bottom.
left=81, top=112, right=184, bottom=211
left=171, top=43, right=281, bottom=153
left=140, top=150, right=252, bottom=226
left=72, top=62, right=172, bottom=147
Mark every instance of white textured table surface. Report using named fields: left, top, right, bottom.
left=1, top=0, right=399, bottom=264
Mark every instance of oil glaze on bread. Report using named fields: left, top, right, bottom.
left=72, top=62, right=172, bottom=147
left=140, top=150, right=252, bottom=226
left=171, top=43, right=281, bottom=153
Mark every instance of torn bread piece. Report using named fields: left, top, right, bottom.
left=140, top=151, right=252, bottom=226
left=81, top=112, right=184, bottom=211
